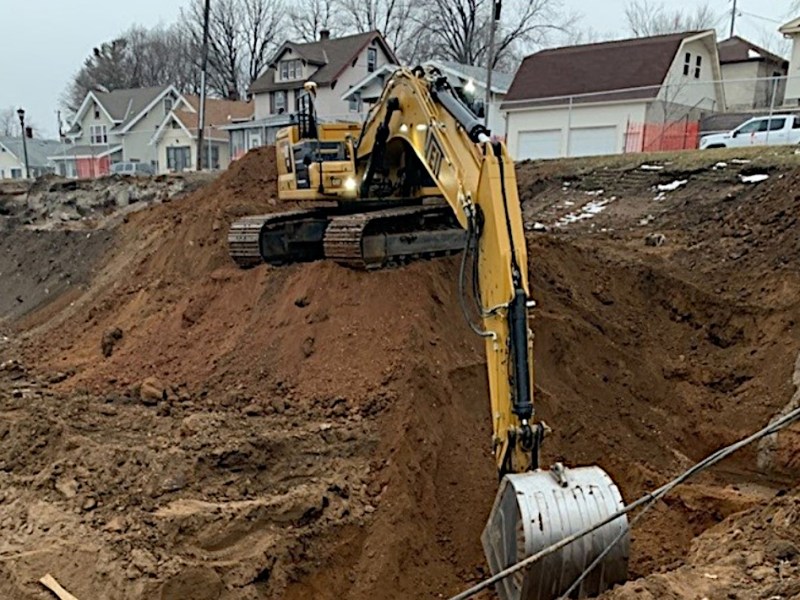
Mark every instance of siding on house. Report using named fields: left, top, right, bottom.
left=121, top=94, right=178, bottom=166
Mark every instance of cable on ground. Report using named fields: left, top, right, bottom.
left=449, top=405, right=800, bottom=600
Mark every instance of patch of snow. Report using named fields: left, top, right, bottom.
left=562, top=181, right=571, bottom=187
left=740, top=174, right=769, bottom=184
left=585, top=189, right=604, bottom=196
left=563, top=200, right=575, bottom=206
left=731, top=158, right=751, bottom=164
left=556, top=198, right=612, bottom=227
left=657, top=179, right=688, bottom=192
left=640, top=164, right=664, bottom=171
left=532, top=222, right=547, bottom=231
left=654, top=192, right=667, bottom=202
left=714, top=162, right=728, bottom=169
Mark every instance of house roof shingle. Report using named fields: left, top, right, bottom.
left=250, top=31, right=397, bottom=94
left=173, top=97, right=253, bottom=139
left=718, top=36, right=787, bottom=66
left=503, top=31, right=704, bottom=107
left=0, top=137, right=68, bottom=168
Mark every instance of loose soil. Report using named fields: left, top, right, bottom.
left=2, top=146, right=800, bottom=599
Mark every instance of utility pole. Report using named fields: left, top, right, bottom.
left=730, top=0, right=737, bottom=38
left=484, top=0, right=501, bottom=130
left=196, top=0, right=211, bottom=171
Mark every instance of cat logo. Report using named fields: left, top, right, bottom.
left=424, top=130, right=444, bottom=179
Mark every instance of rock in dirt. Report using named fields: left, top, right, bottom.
left=101, top=327, right=124, bottom=357
left=140, top=377, right=167, bottom=405
left=55, top=478, right=79, bottom=499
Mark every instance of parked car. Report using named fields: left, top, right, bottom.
left=700, top=115, right=800, bottom=149
left=111, top=161, right=155, bottom=176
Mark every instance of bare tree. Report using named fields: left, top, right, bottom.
left=625, top=0, right=721, bottom=37
left=183, top=0, right=285, bottom=99
left=62, top=25, right=199, bottom=113
left=288, top=0, right=339, bottom=42
left=335, top=0, right=421, bottom=60
left=0, top=107, right=19, bottom=137
left=0, top=107, right=40, bottom=138
left=414, top=0, right=567, bottom=69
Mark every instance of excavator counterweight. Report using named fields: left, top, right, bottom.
left=228, top=67, right=629, bottom=599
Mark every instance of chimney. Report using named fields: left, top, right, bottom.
left=319, top=29, right=330, bottom=41
left=25, top=126, right=33, bottom=139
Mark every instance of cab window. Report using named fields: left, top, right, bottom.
left=767, top=118, right=786, bottom=131
left=736, top=119, right=764, bottom=134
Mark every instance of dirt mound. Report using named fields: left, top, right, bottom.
left=4, top=147, right=800, bottom=599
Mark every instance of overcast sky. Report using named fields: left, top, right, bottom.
left=0, top=0, right=796, bottom=138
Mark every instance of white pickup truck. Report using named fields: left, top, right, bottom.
left=699, top=114, right=800, bottom=149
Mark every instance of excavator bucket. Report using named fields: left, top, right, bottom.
left=482, top=465, right=629, bottom=600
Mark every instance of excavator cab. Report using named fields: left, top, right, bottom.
left=275, top=122, right=361, bottom=199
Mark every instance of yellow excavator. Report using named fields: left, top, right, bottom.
left=229, top=66, right=629, bottom=599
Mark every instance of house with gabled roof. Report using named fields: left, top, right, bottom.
left=502, top=31, right=724, bottom=159
left=0, top=136, right=66, bottom=179
left=55, top=85, right=182, bottom=177
left=225, top=30, right=399, bottom=158
left=718, top=36, right=788, bottom=110
left=150, top=96, right=252, bottom=173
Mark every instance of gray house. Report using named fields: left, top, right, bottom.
left=0, top=136, right=67, bottom=179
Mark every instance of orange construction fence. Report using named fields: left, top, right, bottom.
left=624, top=120, right=700, bottom=153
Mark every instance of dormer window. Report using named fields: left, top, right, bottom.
left=280, top=59, right=302, bottom=81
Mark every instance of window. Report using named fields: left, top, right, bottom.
left=273, top=90, right=287, bottom=113
left=164, top=97, right=174, bottom=115
left=94, top=105, right=101, bottom=119
left=768, top=118, right=786, bottom=131
left=90, top=124, right=108, bottom=145
left=793, top=116, right=800, bottom=129
left=280, top=59, right=302, bottom=80
left=349, top=91, right=362, bottom=112
left=683, top=52, right=691, bottom=76
left=367, top=47, right=377, bottom=73
left=694, top=55, right=702, bottom=79
left=202, top=145, right=220, bottom=169
left=736, top=119, right=765, bottom=134
left=166, top=146, right=191, bottom=172
left=10, top=168, right=22, bottom=179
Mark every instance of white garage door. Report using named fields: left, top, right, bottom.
left=517, top=129, right=562, bottom=160
left=569, top=126, right=617, bottom=157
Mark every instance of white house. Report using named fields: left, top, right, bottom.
left=150, top=96, right=252, bottom=173
left=718, top=36, right=788, bottom=110
left=55, top=86, right=182, bottom=177
left=779, top=17, right=800, bottom=106
left=226, top=30, right=399, bottom=159
left=502, top=31, right=725, bottom=160
left=0, top=136, right=66, bottom=179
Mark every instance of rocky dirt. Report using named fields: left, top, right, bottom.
left=1, top=146, right=800, bottom=599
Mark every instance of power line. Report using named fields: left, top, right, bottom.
left=448, top=404, right=800, bottom=600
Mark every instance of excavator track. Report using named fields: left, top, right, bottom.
left=228, top=208, right=330, bottom=268
left=323, top=205, right=467, bottom=269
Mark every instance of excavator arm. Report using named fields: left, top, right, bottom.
left=351, top=67, right=630, bottom=600
left=353, top=67, right=541, bottom=476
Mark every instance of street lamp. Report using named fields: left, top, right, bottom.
left=16, top=108, right=30, bottom=179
